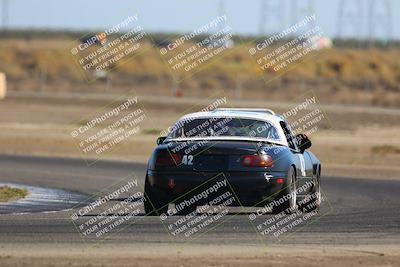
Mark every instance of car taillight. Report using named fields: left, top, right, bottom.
left=155, top=153, right=182, bottom=167
left=241, top=154, right=273, bottom=167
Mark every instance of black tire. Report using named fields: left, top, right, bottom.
left=303, top=166, right=321, bottom=213
left=144, top=178, right=168, bottom=216
left=272, top=166, right=297, bottom=214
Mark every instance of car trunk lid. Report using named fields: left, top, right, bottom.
left=156, top=140, right=260, bottom=172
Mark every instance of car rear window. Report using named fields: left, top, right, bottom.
left=167, top=117, right=281, bottom=141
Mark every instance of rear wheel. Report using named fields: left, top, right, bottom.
left=272, top=166, right=297, bottom=214
left=303, top=167, right=321, bottom=213
left=144, top=178, right=168, bottom=216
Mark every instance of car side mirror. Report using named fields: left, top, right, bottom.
left=296, top=134, right=311, bottom=153
left=157, top=136, right=166, bottom=145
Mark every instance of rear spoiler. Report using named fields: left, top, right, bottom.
left=214, top=108, right=275, bottom=115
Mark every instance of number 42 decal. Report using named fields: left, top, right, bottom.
left=182, top=155, right=193, bottom=165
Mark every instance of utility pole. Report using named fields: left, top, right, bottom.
left=367, top=0, right=392, bottom=47
left=1, top=0, right=9, bottom=30
left=291, top=0, right=316, bottom=23
left=218, top=0, right=226, bottom=17
left=259, top=0, right=285, bottom=35
left=336, top=0, right=364, bottom=40
left=290, top=0, right=316, bottom=94
left=218, top=0, right=226, bottom=32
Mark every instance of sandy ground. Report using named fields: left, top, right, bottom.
left=0, top=244, right=399, bottom=267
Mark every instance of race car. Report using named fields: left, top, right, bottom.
left=144, top=108, right=321, bottom=215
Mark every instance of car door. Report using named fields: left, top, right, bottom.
left=302, top=151, right=315, bottom=178
left=279, top=121, right=314, bottom=189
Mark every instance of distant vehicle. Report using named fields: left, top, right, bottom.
left=79, top=33, right=107, bottom=47
left=152, top=38, right=172, bottom=48
left=144, top=108, right=321, bottom=215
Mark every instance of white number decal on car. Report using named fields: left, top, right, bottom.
left=182, top=155, right=193, bottom=165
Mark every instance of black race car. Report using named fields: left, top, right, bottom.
left=144, top=108, right=321, bottom=216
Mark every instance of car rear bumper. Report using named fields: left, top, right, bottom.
left=146, top=170, right=288, bottom=207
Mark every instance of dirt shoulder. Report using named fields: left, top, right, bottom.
left=0, top=243, right=399, bottom=267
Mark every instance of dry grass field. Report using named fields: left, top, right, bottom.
left=0, top=38, right=400, bottom=106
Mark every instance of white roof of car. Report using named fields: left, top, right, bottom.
left=179, top=108, right=284, bottom=123
left=172, top=108, right=289, bottom=147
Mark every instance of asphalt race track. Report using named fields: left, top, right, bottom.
left=0, top=154, right=399, bottom=245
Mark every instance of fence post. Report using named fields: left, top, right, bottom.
left=0, top=72, right=6, bottom=99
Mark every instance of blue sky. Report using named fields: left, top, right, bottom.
left=3, top=0, right=399, bottom=40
